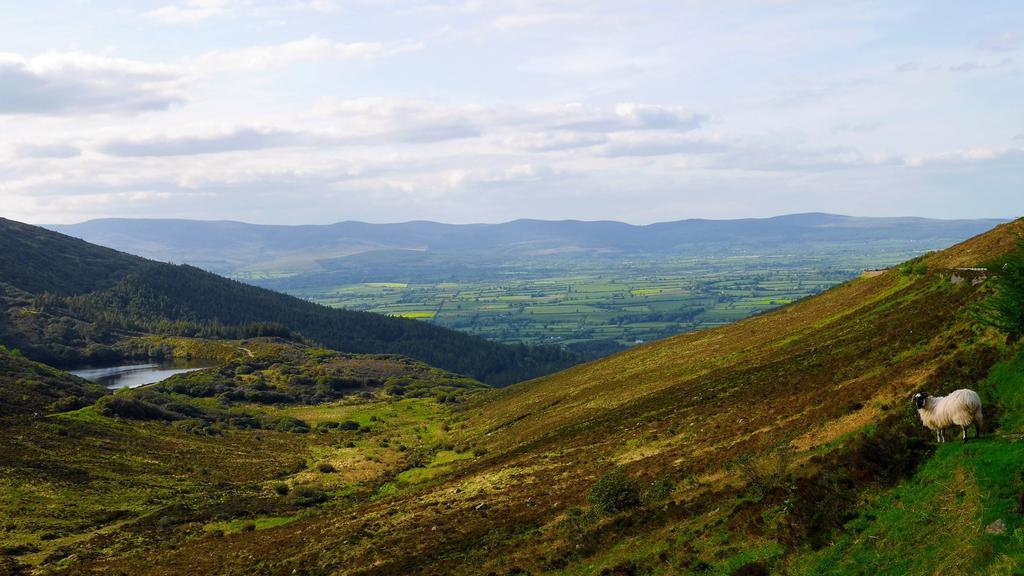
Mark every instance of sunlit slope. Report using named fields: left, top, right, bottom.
left=64, top=218, right=1023, bottom=575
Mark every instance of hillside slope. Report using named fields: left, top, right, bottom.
left=41, top=218, right=1023, bottom=575
left=0, top=218, right=578, bottom=385
left=0, top=346, right=106, bottom=417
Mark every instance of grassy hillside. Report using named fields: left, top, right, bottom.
left=3, top=218, right=1022, bottom=575
left=0, top=346, right=106, bottom=417
left=0, top=217, right=579, bottom=385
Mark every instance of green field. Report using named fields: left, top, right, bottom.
left=285, top=249, right=922, bottom=355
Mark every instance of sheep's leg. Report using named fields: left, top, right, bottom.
left=936, top=429, right=942, bottom=443
left=961, top=425, right=967, bottom=443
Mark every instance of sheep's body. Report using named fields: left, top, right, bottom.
left=913, top=389, right=983, bottom=443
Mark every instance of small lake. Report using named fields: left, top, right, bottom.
left=71, top=359, right=218, bottom=390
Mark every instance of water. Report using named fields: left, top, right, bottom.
left=70, top=359, right=217, bottom=389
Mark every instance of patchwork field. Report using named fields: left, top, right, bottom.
left=284, top=247, right=929, bottom=355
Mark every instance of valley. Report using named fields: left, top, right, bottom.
left=3, top=216, right=1024, bottom=575
left=288, top=250, right=904, bottom=355
left=51, top=215, right=1003, bottom=356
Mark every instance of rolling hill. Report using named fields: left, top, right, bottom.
left=0, top=218, right=578, bottom=385
left=4, top=218, right=1021, bottom=574
left=48, top=213, right=1005, bottom=276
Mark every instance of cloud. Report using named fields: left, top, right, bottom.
left=550, top=103, right=708, bottom=132
left=597, top=133, right=726, bottom=157
left=978, top=32, right=1021, bottom=53
left=90, top=100, right=710, bottom=157
left=948, top=58, right=1013, bottom=73
left=490, top=12, right=585, bottom=31
left=312, top=97, right=484, bottom=143
left=194, top=36, right=424, bottom=72
left=710, top=145, right=896, bottom=172
left=904, top=147, right=1024, bottom=168
left=15, top=143, right=82, bottom=158
left=98, top=127, right=330, bottom=157
left=97, top=116, right=480, bottom=157
left=145, top=0, right=232, bottom=24
left=0, top=52, right=183, bottom=115
left=499, top=131, right=607, bottom=152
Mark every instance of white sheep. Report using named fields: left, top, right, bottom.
left=912, top=389, right=983, bottom=443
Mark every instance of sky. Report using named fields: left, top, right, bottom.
left=1, top=0, right=1022, bottom=225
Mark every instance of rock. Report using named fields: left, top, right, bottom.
left=986, top=519, right=1006, bottom=535
left=475, top=502, right=487, bottom=510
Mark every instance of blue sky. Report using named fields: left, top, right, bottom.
left=1, top=0, right=1022, bottom=224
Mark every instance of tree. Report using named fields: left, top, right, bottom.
left=976, top=239, right=1024, bottom=341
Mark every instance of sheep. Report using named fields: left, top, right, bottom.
left=912, top=389, right=983, bottom=443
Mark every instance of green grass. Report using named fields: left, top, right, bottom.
left=793, top=350, right=1024, bottom=575
left=204, top=515, right=300, bottom=533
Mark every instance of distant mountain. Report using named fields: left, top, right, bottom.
left=48, top=213, right=1008, bottom=276
left=0, top=218, right=578, bottom=385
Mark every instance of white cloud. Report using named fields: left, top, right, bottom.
left=98, top=126, right=329, bottom=157
left=904, top=147, right=1024, bottom=168
left=146, top=0, right=233, bottom=24
left=978, top=32, right=1021, bottom=53
left=498, top=131, right=607, bottom=152
left=0, top=52, right=183, bottom=115
left=194, top=36, right=424, bottom=72
left=14, top=143, right=82, bottom=159
left=490, top=12, right=585, bottom=31
left=597, top=133, right=726, bottom=158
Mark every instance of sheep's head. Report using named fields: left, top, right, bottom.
left=912, top=392, right=929, bottom=409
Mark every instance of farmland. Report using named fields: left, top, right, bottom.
left=286, top=245, right=925, bottom=356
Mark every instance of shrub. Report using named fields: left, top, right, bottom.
left=557, top=506, right=598, bottom=533
left=588, top=467, right=641, bottom=514
left=157, top=515, right=182, bottom=529
left=240, top=522, right=256, bottom=532
left=730, top=448, right=792, bottom=501
left=317, top=462, right=336, bottom=473
left=290, top=486, right=329, bottom=507
left=643, top=475, right=674, bottom=504
left=96, top=395, right=178, bottom=421
left=48, top=395, right=88, bottom=413
left=273, top=482, right=290, bottom=495
left=267, top=416, right=310, bottom=434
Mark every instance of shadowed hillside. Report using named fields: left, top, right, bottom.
left=21, top=218, right=1020, bottom=575
left=0, top=218, right=578, bottom=385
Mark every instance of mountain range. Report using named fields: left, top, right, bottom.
left=48, top=213, right=1007, bottom=276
